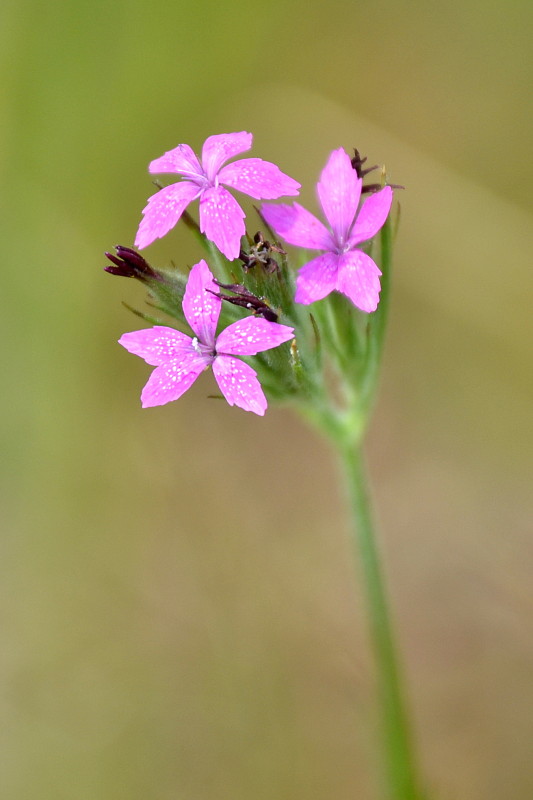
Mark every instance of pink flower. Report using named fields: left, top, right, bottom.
left=261, top=148, right=393, bottom=312
left=119, top=260, right=294, bottom=415
left=135, top=132, right=300, bottom=260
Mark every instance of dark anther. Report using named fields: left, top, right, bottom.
left=351, top=148, right=405, bottom=194
left=239, top=231, right=285, bottom=274
left=351, top=149, right=379, bottom=179
left=104, top=245, right=161, bottom=280
left=207, top=280, right=279, bottom=322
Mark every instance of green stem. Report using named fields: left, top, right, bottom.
left=340, top=443, right=424, bottom=800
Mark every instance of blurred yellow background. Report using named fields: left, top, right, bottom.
left=2, top=1, right=532, bottom=798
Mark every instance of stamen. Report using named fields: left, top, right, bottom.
left=191, top=336, right=202, bottom=354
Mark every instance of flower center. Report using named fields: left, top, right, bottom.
left=332, top=232, right=350, bottom=255
left=192, top=336, right=216, bottom=359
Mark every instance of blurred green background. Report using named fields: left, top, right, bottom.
left=2, top=0, right=532, bottom=798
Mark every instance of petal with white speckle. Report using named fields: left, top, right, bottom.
left=261, top=202, right=332, bottom=251
left=182, top=260, right=221, bottom=347
left=119, top=326, right=194, bottom=366
left=348, top=185, right=393, bottom=247
left=216, top=317, right=294, bottom=356
left=212, top=355, right=267, bottom=416
left=294, top=252, right=339, bottom=305
left=317, top=148, right=361, bottom=243
left=199, top=186, right=246, bottom=260
left=201, top=132, right=253, bottom=182
left=139, top=352, right=208, bottom=408
left=219, top=158, right=300, bottom=200
left=336, top=251, right=382, bottom=312
left=148, top=143, right=203, bottom=177
left=135, top=181, right=200, bottom=250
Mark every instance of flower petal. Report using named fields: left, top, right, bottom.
left=199, top=186, right=246, bottom=260
left=216, top=317, right=294, bottom=356
left=119, top=326, right=194, bottom=366
left=148, top=143, right=203, bottom=178
left=261, top=202, right=332, bottom=250
left=317, top=148, right=362, bottom=243
left=294, top=253, right=339, bottom=304
left=219, top=158, right=300, bottom=199
left=336, top=250, right=382, bottom=312
left=212, top=354, right=267, bottom=416
left=183, top=260, right=221, bottom=346
left=134, top=181, right=200, bottom=249
left=348, top=185, right=393, bottom=246
left=201, top=132, right=253, bottom=182
left=140, top=353, right=208, bottom=408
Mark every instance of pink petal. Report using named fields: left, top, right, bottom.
left=317, top=148, right=362, bottom=243
left=348, top=185, right=393, bottom=246
left=294, top=253, right=339, bottom=304
left=335, top=250, right=382, bottom=312
left=199, top=186, right=246, bottom=260
left=219, top=158, right=300, bottom=200
left=212, top=355, right=267, bottom=416
left=182, top=260, right=221, bottom=346
left=148, top=143, right=203, bottom=178
left=119, top=326, right=194, bottom=366
left=201, top=132, right=253, bottom=182
left=140, top=352, right=208, bottom=408
left=216, top=317, right=294, bottom=356
left=261, top=202, right=332, bottom=250
left=134, top=181, right=200, bottom=249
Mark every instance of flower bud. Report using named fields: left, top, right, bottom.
left=104, top=246, right=161, bottom=281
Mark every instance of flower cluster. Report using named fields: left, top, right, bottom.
left=107, top=132, right=395, bottom=416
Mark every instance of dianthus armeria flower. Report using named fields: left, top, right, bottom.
left=261, top=148, right=393, bottom=312
left=119, top=260, right=294, bottom=415
left=135, top=132, right=300, bottom=260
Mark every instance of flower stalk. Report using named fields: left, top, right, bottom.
left=303, top=220, right=425, bottom=800
left=348, top=223, right=423, bottom=798
left=341, top=442, right=424, bottom=800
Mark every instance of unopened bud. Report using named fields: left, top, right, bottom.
left=104, top=246, right=161, bottom=281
